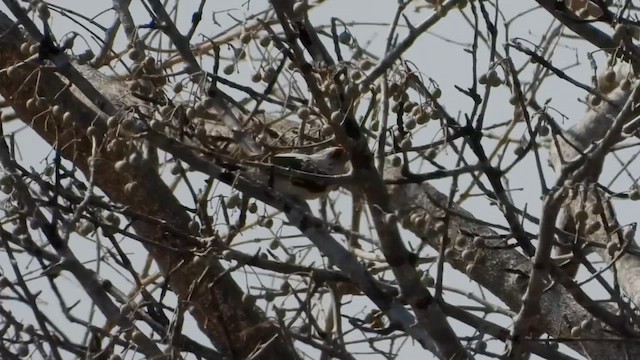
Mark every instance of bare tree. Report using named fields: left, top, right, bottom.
left=0, top=0, right=639, bottom=359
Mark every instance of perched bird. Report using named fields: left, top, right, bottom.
left=262, top=147, right=351, bottom=199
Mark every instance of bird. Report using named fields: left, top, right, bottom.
left=261, top=146, right=351, bottom=199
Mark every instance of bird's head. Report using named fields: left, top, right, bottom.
left=311, top=146, right=350, bottom=173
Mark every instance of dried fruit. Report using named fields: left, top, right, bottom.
left=338, top=31, right=352, bottom=45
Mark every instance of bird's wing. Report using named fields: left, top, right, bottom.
left=271, top=155, right=321, bottom=173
